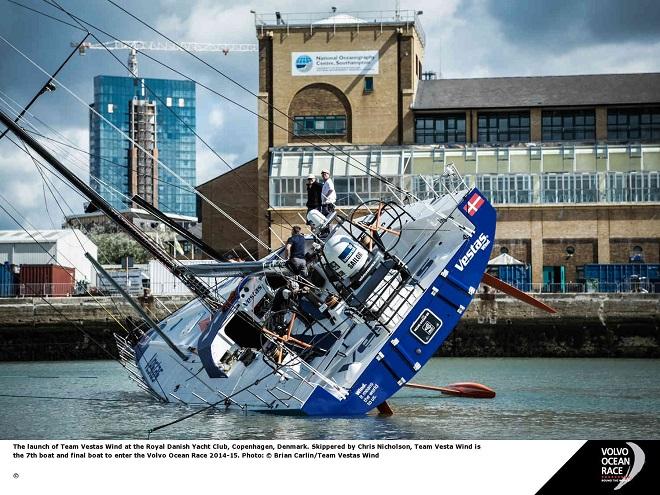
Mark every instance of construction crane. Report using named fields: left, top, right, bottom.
left=74, top=40, right=258, bottom=77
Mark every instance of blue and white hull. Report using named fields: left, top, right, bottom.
left=121, top=187, right=496, bottom=415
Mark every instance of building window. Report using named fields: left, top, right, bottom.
left=607, top=107, right=660, bottom=141
left=414, top=115, right=466, bottom=144
left=500, top=246, right=509, bottom=254
left=364, top=77, right=374, bottom=93
left=293, top=115, right=346, bottom=136
left=475, top=174, right=532, bottom=204
left=166, top=97, right=173, bottom=107
left=542, top=110, right=595, bottom=141
left=478, top=112, right=530, bottom=144
left=607, top=171, right=660, bottom=202
left=542, top=173, right=599, bottom=203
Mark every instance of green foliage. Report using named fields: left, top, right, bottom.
left=90, top=232, right=151, bottom=264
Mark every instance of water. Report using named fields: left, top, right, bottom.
left=0, top=358, right=658, bottom=440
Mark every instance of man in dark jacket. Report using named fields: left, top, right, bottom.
left=306, top=174, right=322, bottom=212
left=285, top=226, right=307, bottom=276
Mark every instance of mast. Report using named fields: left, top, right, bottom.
left=0, top=109, right=220, bottom=310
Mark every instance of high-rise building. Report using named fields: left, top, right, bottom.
left=89, top=75, right=197, bottom=219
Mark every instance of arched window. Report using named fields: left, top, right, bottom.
left=289, top=84, right=352, bottom=142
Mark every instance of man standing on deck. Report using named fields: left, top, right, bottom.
left=285, top=226, right=307, bottom=276
left=321, top=169, right=336, bottom=216
left=306, top=174, right=322, bottom=212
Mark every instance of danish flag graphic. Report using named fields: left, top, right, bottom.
left=464, top=192, right=484, bottom=216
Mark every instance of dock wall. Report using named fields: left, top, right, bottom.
left=0, top=294, right=657, bottom=360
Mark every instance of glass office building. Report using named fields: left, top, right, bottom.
left=89, top=75, right=197, bottom=218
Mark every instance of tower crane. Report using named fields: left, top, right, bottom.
left=73, top=40, right=258, bottom=77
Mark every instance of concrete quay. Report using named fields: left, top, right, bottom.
left=0, top=293, right=657, bottom=361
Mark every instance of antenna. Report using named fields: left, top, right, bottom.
left=128, top=48, right=138, bottom=77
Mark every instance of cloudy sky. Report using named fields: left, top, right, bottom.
left=1, top=0, right=660, bottom=229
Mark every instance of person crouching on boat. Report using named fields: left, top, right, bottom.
left=285, top=226, right=307, bottom=276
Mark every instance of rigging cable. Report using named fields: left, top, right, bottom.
left=32, top=0, right=417, bottom=202
left=0, top=32, right=271, bottom=253
left=7, top=0, right=418, bottom=244
left=0, top=33, right=88, bottom=141
left=100, top=0, right=418, bottom=200
left=0, top=198, right=136, bottom=364
left=44, top=0, right=297, bottom=235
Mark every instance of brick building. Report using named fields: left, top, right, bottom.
left=200, top=10, right=660, bottom=286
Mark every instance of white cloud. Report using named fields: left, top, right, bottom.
left=0, top=126, right=90, bottom=230
left=196, top=146, right=240, bottom=185
left=208, top=106, right=225, bottom=128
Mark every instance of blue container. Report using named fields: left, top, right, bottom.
left=492, top=265, right=531, bottom=290
left=580, top=264, right=659, bottom=292
left=0, top=262, right=17, bottom=297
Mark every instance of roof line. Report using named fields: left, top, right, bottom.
left=426, top=71, right=660, bottom=82
left=196, top=157, right=258, bottom=188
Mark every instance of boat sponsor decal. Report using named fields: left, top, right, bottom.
left=410, top=309, right=443, bottom=344
left=338, top=244, right=356, bottom=262
left=329, top=260, right=346, bottom=278
left=463, top=192, right=485, bottom=216
left=454, top=233, right=490, bottom=272
left=242, top=283, right=264, bottom=308
left=145, top=355, right=163, bottom=382
left=354, top=381, right=379, bottom=406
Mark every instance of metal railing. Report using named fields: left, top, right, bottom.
left=488, top=282, right=657, bottom=294
left=254, top=10, right=425, bottom=46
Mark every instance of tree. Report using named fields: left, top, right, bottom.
left=90, top=232, right=150, bottom=264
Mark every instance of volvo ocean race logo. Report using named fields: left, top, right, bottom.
left=295, top=54, right=313, bottom=72
left=601, top=442, right=645, bottom=490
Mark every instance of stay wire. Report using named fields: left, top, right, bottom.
left=39, top=0, right=416, bottom=205
left=0, top=32, right=88, bottom=141
left=10, top=0, right=417, bottom=219
left=4, top=0, right=86, bottom=32
left=0, top=98, right=195, bottom=325
left=101, top=0, right=416, bottom=200
left=0, top=95, right=229, bottom=282
left=0, top=199, right=131, bottom=365
left=0, top=32, right=270, bottom=252
left=45, top=0, right=296, bottom=234
left=0, top=168, right=133, bottom=335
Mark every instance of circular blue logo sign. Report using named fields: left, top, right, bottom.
left=295, top=55, right=313, bottom=72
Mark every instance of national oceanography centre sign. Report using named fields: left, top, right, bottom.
left=291, top=51, right=379, bottom=76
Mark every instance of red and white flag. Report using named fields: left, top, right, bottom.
left=464, top=192, right=484, bottom=216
